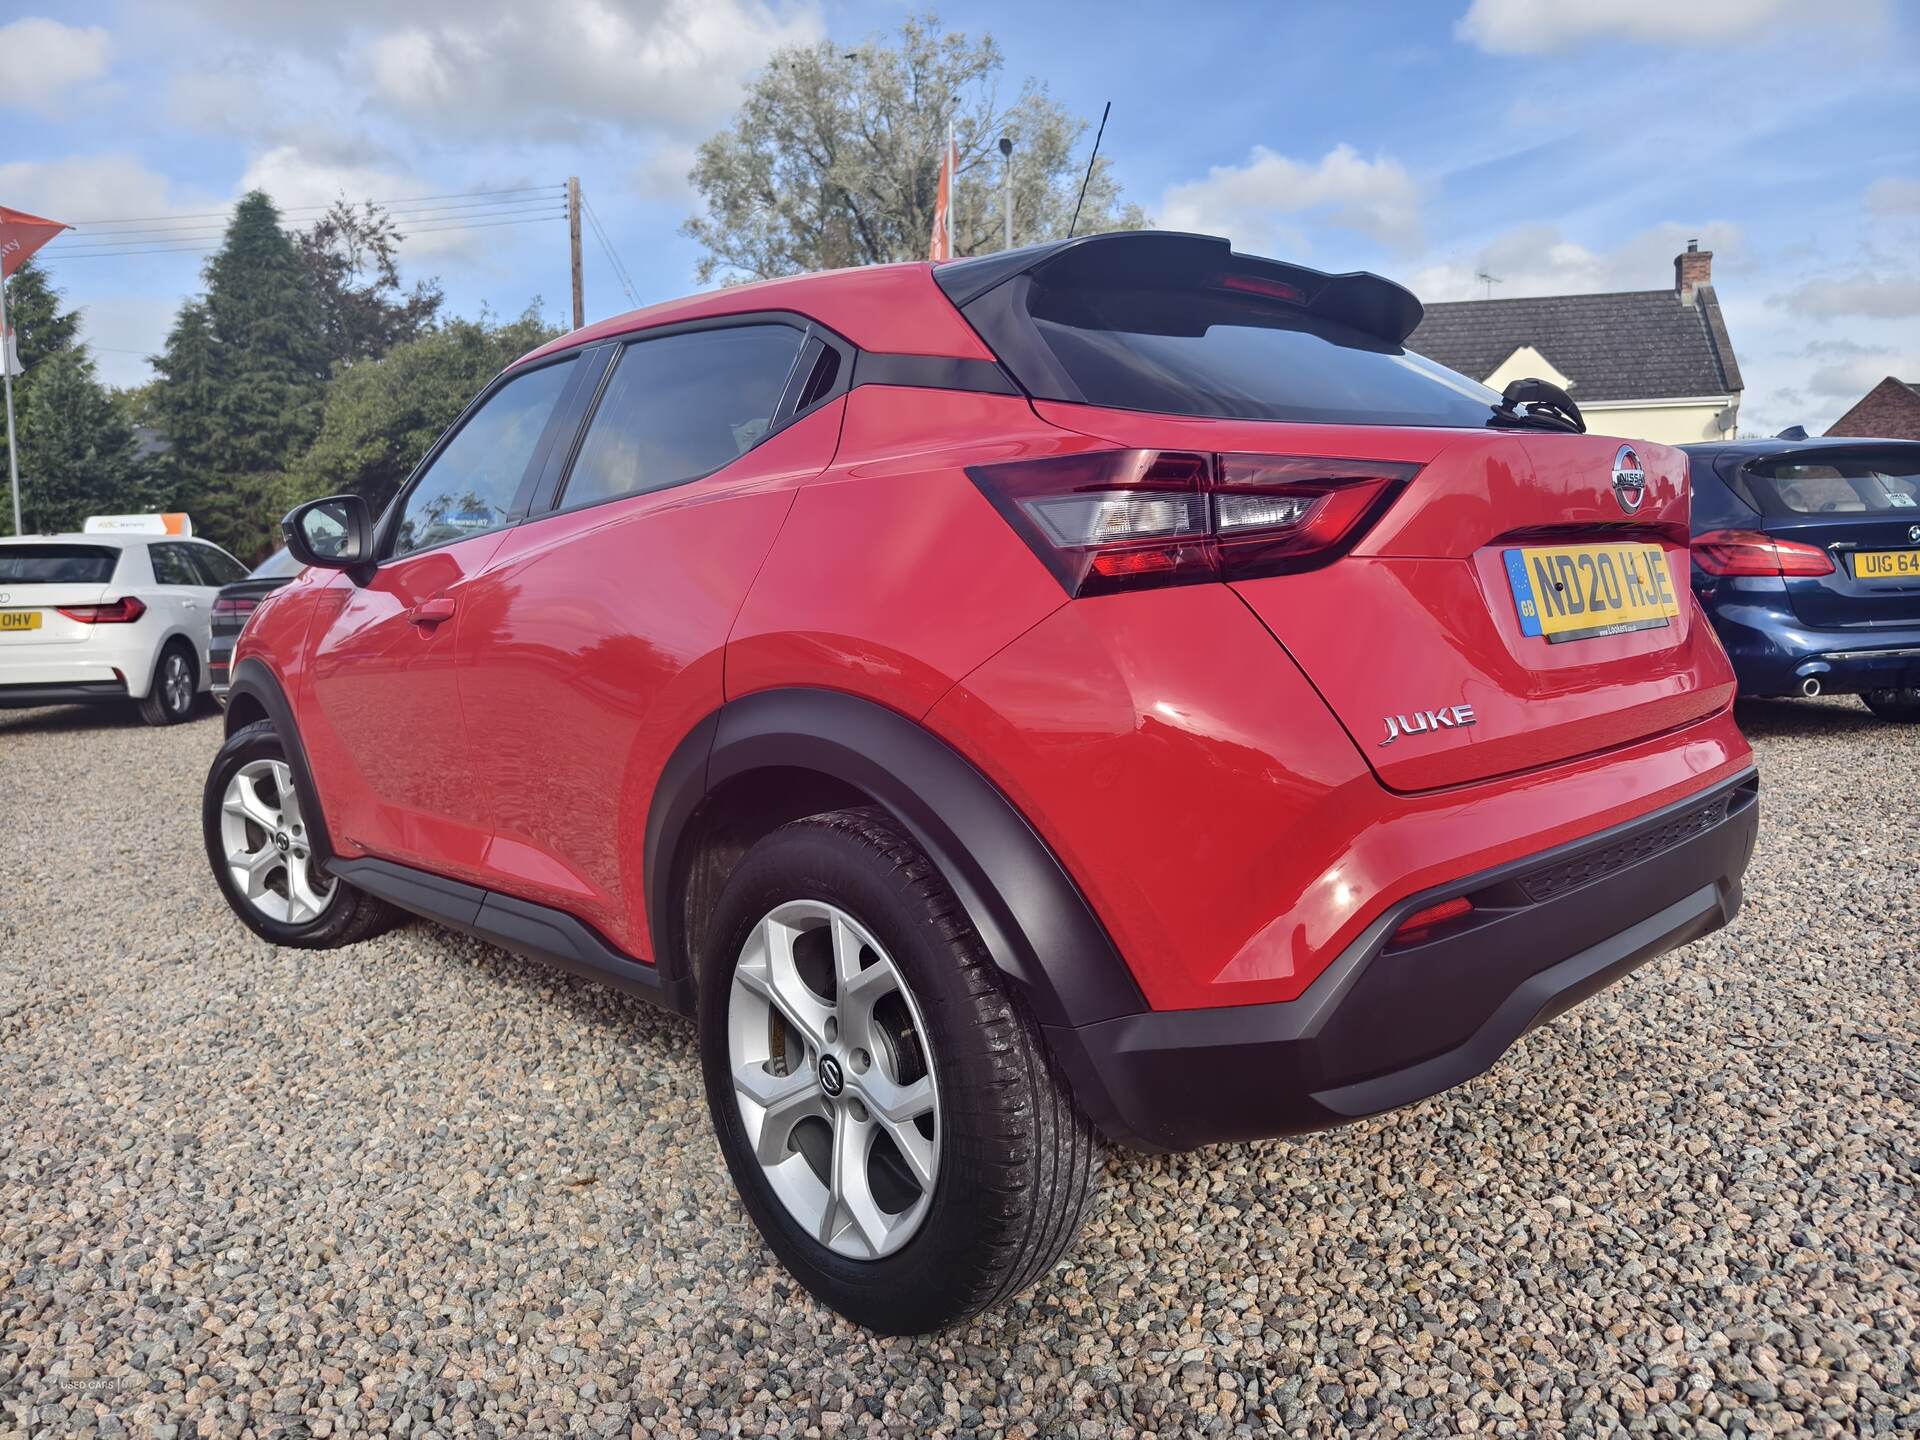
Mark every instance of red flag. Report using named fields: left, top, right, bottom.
left=0, top=206, right=69, bottom=279
left=928, top=133, right=956, bottom=262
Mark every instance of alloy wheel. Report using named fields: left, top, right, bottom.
left=727, top=900, right=941, bottom=1259
left=162, top=652, right=194, bottom=716
left=219, top=758, right=336, bottom=925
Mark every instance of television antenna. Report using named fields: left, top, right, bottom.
left=1476, top=269, right=1502, bottom=299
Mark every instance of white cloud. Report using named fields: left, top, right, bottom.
left=0, top=17, right=112, bottom=113
left=1867, top=177, right=1920, bottom=217
left=1776, top=271, right=1920, bottom=320
left=1455, top=0, right=1883, bottom=54
left=1159, top=144, right=1424, bottom=256
left=358, top=0, right=822, bottom=141
left=0, top=154, right=198, bottom=226
left=1405, top=221, right=1743, bottom=302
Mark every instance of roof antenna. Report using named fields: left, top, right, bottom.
left=1476, top=269, right=1502, bottom=299
left=1067, top=101, right=1112, bottom=239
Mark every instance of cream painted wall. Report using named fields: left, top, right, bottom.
left=1484, top=345, right=1572, bottom=393
left=1579, top=402, right=1736, bottom=446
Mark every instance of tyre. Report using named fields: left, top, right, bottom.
left=1863, top=687, right=1920, bottom=722
left=698, top=807, right=1101, bottom=1334
left=203, top=719, right=402, bottom=948
left=138, top=642, right=199, bottom=726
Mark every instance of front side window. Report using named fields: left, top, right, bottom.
left=560, top=325, right=805, bottom=509
left=391, top=358, right=576, bottom=558
left=187, top=544, right=249, bottom=585
left=148, top=543, right=203, bottom=586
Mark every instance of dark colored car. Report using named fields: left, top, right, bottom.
left=203, top=231, right=1757, bottom=1332
left=209, top=547, right=303, bottom=705
left=1683, top=438, right=1920, bottom=720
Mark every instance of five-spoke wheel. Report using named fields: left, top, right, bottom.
left=728, top=900, right=940, bottom=1259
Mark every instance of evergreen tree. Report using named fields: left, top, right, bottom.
left=150, top=191, right=329, bottom=557
left=15, top=349, right=155, bottom=534
left=1, top=261, right=154, bottom=536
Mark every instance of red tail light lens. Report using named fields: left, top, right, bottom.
left=57, top=596, right=147, bottom=624
left=212, top=595, right=258, bottom=616
left=1392, top=896, right=1473, bottom=942
left=1691, top=529, right=1834, bottom=577
left=969, top=450, right=1419, bottom=596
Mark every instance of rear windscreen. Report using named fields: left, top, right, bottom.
left=249, top=547, right=301, bottom=579
left=1021, top=284, right=1505, bottom=428
left=0, top=544, right=120, bottom=584
left=1744, top=452, right=1920, bottom=516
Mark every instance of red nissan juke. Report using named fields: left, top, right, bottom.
left=205, top=232, right=1758, bottom=1333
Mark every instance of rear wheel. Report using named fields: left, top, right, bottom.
left=1863, top=687, right=1920, bottom=722
left=138, top=642, right=197, bottom=726
left=203, top=720, right=401, bottom=947
left=698, top=807, right=1101, bottom=1334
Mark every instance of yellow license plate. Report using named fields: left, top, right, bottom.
left=1502, top=542, right=1680, bottom=643
left=1853, top=549, right=1920, bottom=581
left=0, top=609, right=43, bottom=632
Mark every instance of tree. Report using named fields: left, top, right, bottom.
left=150, top=191, right=330, bottom=558
left=0, top=261, right=155, bottom=536
left=295, top=200, right=444, bottom=370
left=281, top=309, right=559, bottom=517
left=14, top=349, right=157, bottom=534
left=683, top=12, right=1146, bottom=282
left=3, top=260, right=81, bottom=372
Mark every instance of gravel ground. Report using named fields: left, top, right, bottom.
left=1, top=696, right=1914, bottom=1439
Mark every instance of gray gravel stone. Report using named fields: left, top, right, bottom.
left=1, top=695, right=1915, bottom=1437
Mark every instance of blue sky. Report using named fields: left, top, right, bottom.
left=3, top=0, right=1916, bottom=436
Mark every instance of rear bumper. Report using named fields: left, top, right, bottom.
left=0, top=679, right=130, bottom=708
left=1702, top=591, right=1920, bottom=695
left=1047, top=769, right=1759, bottom=1152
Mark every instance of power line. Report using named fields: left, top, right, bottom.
left=64, top=185, right=563, bottom=228
left=50, top=209, right=565, bottom=260
left=54, top=199, right=567, bottom=250
left=71, top=194, right=565, bottom=239
left=581, top=195, right=640, bottom=307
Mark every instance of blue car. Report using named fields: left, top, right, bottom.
left=1682, top=437, right=1920, bottom=722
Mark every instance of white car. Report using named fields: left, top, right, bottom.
left=0, top=518, right=250, bottom=725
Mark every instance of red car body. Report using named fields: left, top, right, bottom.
left=226, top=233, right=1756, bottom=1152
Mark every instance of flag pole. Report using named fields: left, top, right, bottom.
left=1, top=271, right=19, bottom=537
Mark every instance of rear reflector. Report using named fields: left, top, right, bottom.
left=1392, top=896, right=1473, bottom=941
left=1691, top=529, right=1834, bottom=578
left=969, top=449, right=1419, bottom=596
left=57, top=596, right=147, bottom=624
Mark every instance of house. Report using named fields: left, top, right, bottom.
left=1408, top=241, right=1743, bottom=445
left=1825, top=377, right=1920, bottom=440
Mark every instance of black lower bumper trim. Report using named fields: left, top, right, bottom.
left=1048, top=769, right=1759, bottom=1152
left=0, top=680, right=130, bottom=709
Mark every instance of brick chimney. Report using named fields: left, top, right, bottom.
left=1675, top=238, right=1712, bottom=304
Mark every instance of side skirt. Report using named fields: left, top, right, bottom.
left=329, top=855, right=695, bottom=1017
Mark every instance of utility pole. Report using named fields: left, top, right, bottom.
left=998, top=137, right=1014, bottom=251
left=567, top=177, right=584, bottom=330
left=1, top=273, right=19, bottom=536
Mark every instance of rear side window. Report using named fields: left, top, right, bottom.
left=1744, top=451, right=1920, bottom=516
left=1021, top=284, right=1504, bottom=428
left=0, top=544, right=120, bottom=584
left=560, top=325, right=806, bottom=508
left=391, top=358, right=577, bottom=558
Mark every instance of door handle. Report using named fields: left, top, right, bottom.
left=408, top=597, right=456, bottom=626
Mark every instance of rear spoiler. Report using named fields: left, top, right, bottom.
left=931, top=230, right=1425, bottom=346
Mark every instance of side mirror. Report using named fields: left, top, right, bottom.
left=282, top=495, right=373, bottom=572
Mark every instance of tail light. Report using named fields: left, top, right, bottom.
left=57, top=596, right=147, bottom=623
left=212, top=595, right=258, bottom=617
left=969, top=450, right=1420, bottom=596
left=1691, top=529, right=1834, bottom=577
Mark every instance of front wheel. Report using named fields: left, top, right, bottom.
left=698, top=808, right=1101, bottom=1334
left=203, top=720, right=401, bottom=947
left=1863, top=687, right=1920, bottom=723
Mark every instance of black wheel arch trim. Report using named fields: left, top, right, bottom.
left=646, top=687, right=1145, bottom=1029
left=224, top=657, right=338, bottom=866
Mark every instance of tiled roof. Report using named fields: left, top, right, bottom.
left=1408, top=286, right=1742, bottom=404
